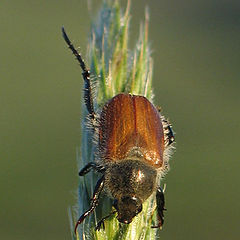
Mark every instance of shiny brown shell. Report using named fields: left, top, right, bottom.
left=99, top=93, right=164, bottom=168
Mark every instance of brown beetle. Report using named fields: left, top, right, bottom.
left=62, top=27, right=175, bottom=234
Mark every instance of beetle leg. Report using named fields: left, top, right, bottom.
left=157, top=108, right=175, bottom=147
left=74, top=175, right=105, bottom=234
left=165, top=123, right=175, bottom=146
left=62, top=27, right=96, bottom=122
left=95, top=210, right=117, bottom=231
left=151, top=187, right=166, bottom=229
left=79, top=162, right=105, bottom=176
left=162, top=118, right=175, bottom=146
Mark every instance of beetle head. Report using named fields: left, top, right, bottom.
left=114, top=196, right=142, bottom=224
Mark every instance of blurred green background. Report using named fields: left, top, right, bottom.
left=1, top=0, right=240, bottom=239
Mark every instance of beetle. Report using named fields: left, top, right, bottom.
left=62, top=27, right=175, bottom=234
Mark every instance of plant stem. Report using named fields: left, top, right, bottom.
left=70, top=1, right=162, bottom=239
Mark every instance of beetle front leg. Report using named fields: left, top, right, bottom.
left=95, top=210, right=117, bottom=231
left=74, top=175, right=105, bottom=234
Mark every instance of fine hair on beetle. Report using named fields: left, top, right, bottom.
left=62, top=27, right=175, bottom=234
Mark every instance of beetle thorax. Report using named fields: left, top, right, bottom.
left=105, top=159, right=157, bottom=201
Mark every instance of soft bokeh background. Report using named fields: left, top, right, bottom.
left=1, top=0, right=240, bottom=239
